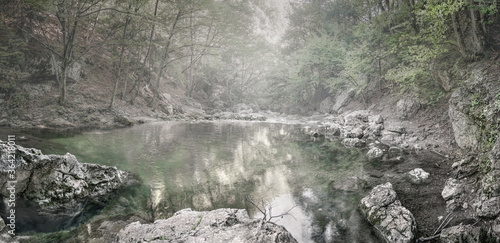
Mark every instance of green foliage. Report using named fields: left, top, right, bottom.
left=20, top=230, right=75, bottom=243
left=479, top=154, right=492, bottom=174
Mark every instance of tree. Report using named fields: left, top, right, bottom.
left=20, top=0, right=108, bottom=105
left=109, top=0, right=144, bottom=109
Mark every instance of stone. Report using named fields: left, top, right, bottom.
left=332, top=88, right=355, bottom=112
left=490, top=139, right=500, bottom=170
left=0, top=216, right=4, bottom=232
left=407, top=168, right=430, bottom=184
left=448, top=88, right=480, bottom=151
left=359, top=182, right=416, bottom=243
left=441, top=178, right=464, bottom=201
left=481, top=170, right=500, bottom=197
left=440, top=225, right=485, bottom=243
left=319, top=97, right=335, bottom=113
left=344, top=110, right=369, bottom=124
left=397, top=97, right=420, bottom=120
left=367, top=147, right=384, bottom=161
left=346, top=127, right=364, bottom=139
left=430, top=63, right=453, bottom=92
left=364, top=124, right=384, bottom=138
left=0, top=141, right=139, bottom=232
left=342, top=138, right=365, bottom=148
left=117, top=208, right=298, bottom=243
left=388, top=147, right=403, bottom=158
left=475, top=195, right=500, bottom=218
left=372, top=114, right=384, bottom=124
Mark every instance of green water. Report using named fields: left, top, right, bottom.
left=18, top=121, right=380, bottom=242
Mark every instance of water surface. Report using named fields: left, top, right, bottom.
left=17, top=121, right=381, bottom=242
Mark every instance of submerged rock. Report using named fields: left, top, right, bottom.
left=359, top=182, right=416, bottom=243
left=117, top=208, right=298, bottom=243
left=0, top=141, right=139, bottom=232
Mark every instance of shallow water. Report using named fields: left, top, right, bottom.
left=8, top=121, right=382, bottom=242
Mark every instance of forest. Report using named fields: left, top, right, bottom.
left=1, top=0, right=500, bottom=242
left=0, top=0, right=497, bottom=113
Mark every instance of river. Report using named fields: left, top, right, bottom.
left=3, top=121, right=382, bottom=242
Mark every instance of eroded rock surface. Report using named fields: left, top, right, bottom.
left=0, top=141, right=138, bottom=232
left=117, top=208, right=298, bottom=243
left=359, top=182, right=416, bottom=243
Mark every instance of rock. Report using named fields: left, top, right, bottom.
left=344, top=110, right=369, bottom=124
left=481, top=170, right=500, bottom=197
left=406, top=168, right=430, bottom=184
left=319, top=97, right=335, bottom=113
left=452, top=157, right=479, bottom=179
left=113, top=115, right=133, bottom=127
left=440, top=225, right=486, bottom=243
left=117, top=208, right=298, bottom=243
left=364, top=124, right=384, bottom=138
left=397, top=97, right=420, bottom=120
left=346, top=127, right=364, bottom=139
left=448, top=88, right=480, bottom=151
left=441, top=178, right=463, bottom=201
left=359, top=182, right=416, bottom=243
left=0, top=216, right=4, bottom=232
left=388, top=147, right=403, bottom=158
left=332, top=88, right=355, bottom=112
left=372, top=114, right=384, bottom=124
left=430, top=63, right=453, bottom=92
left=367, top=147, right=384, bottom=161
left=327, top=123, right=341, bottom=137
left=50, top=58, right=84, bottom=83
left=0, top=141, right=139, bottom=232
left=475, top=195, right=500, bottom=218
left=490, top=139, right=500, bottom=170
left=342, top=138, right=365, bottom=148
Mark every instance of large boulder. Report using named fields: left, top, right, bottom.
left=319, top=97, right=335, bottom=114
left=359, top=182, right=416, bottom=243
left=396, top=97, right=420, bottom=120
left=0, top=141, right=138, bottom=232
left=448, top=88, right=481, bottom=151
left=117, top=208, right=298, bottom=243
left=332, top=88, right=355, bottom=112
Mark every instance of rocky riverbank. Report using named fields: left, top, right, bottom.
left=0, top=141, right=139, bottom=240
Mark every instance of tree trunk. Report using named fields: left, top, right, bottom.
left=403, top=0, right=418, bottom=34
left=149, top=10, right=182, bottom=106
left=451, top=12, right=468, bottom=58
left=59, top=65, right=68, bottom=105
left=110, top=8, right=131, bottom=109
left=143, top=0, right=160, bottom=65
left=468, top=0, right=485, bottom=56
left=121, top=50, right=132, bottom=100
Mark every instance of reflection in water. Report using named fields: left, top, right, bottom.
left=41, top=121, right=380, bottom=242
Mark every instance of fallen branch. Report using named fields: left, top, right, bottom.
left=416, top=212, right=454, bottom=242
left=431, top=149, right=448, bottom=158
